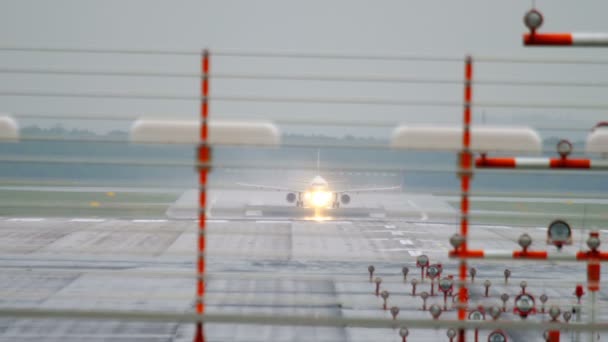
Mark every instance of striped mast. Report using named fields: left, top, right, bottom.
left=457, top=55, right=473, bottom=342
left=194, top=48, right=210, bottom=342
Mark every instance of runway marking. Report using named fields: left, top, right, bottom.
left=70, top=218, right=106, bottom=223
left=477, top=225, right=512, bottom=230
left=414, top=223, right=450, bottom=228
left=366, top=230, right=423, bottom=234
left=207, top=219, right=229, bottom=223
left=536, top=227, right=548, bottom=231
left=371, top=238, right=390, bottom=241
left=245, top=210, right=263, bottom=217
left=256, top=220, right=292, bottom=224
left=399, top=239, right=414, bottom=246
left=384, top=224, right=396, bottom=229
left=131, top=219, right=168, bottom=223
left=369, top=212, right=386, bottom=218
left=7, top=218, right=44, bottom=222
left=378, top=248, right=425, bottom=255
left=407, top=200, right=429, bottom=221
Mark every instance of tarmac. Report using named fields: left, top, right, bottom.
left=0, top=189, right=604, bottom=341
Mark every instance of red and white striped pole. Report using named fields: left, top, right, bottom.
left=576, top=232, right=608, bottom=341
left=451, top=250, right=569, bottom=261
left=194, top=49, right=210, bottom=342
left=522, top=8, right=608, bottom=47
left=457, top=55, right=473, bottom=342
left=476, top=156, right=608, bottom=170
left=524, top=33, right=608, bottom=47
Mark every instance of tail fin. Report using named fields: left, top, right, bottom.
left=316, top=149, right=321, bottom=174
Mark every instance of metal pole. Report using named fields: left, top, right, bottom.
left=590, top=291, right=597, bottom=342
left=457, top=55, right=473, bottom=342
left=194, top=49, right=210, bottom=342
left=576, top=303, right=582, bottom=342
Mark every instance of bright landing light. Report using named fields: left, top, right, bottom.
left=309, top=191, right=332, bottom=208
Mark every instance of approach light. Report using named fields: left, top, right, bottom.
left=587, top=234, right=601, bottom=251
left=518, top=234, right=533, bottom=250
left=469, top=309, right=485, bottom=321
left=416, top=255, right=430, bottom=268
left=450, top=233, right=465, bottom=249
left=429, top=304, right=442, bottom=319
left=524, top=9, right=543, bottom=32
left=547, top=219, right=572, bottom=249
left=488, top=305, right=502, bottom=320
left=426, top=264, right=441, bottom=279
left=548, top=305, right=561, bottom=321
left=446, top=328, right=457, bottom=339
left=438, top=277, right=453, bottom=293
left=557, top=139, right=573, bottom=158
left=514, top=293, right=536, bottom=318
left=488, top=330, right=507, bottom=342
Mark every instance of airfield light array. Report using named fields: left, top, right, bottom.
left=1, top=44, right=608, bottom=342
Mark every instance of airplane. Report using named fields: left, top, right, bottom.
left=237, top=150, right=402, bottom=209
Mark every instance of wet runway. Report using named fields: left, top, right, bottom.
left=0, top=191, right=605, bottom=341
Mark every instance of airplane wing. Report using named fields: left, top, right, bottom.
left=236, top=182, right=304, bottom=193
left=334, top=185, right=402, bottom=194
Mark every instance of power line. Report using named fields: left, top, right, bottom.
left=4, top=89, right=608, bottom=110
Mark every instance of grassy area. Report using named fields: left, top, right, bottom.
left=0, top=190, right=180, bottom=218
left=448, top=200, right=608, bottom=228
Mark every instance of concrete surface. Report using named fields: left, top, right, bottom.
left=0, top=189, right=604, bottom=341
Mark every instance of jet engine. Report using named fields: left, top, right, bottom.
left=340, top=194, right=351, bottom=205
left=286, top=193, right=297, bottom=203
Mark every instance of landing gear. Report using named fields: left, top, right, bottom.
left=296, top=200, right=303, bottom=207
left=331, top=193, right=340, bottom=209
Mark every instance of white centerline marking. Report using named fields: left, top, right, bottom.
left=384, top=225, right=396, bottom=229
left=245, top=210, right=262, bottom=217
left=408, top=250, right=423, bottom=256
left=8, top=218, right=44, bottom=222
left=132, top=219, right=168, bottom=223
left=366, top=230, right=423, bottom=234
left=206, top=219, right=228, bottom=223
left=477, top=225, right=512, bottom=230
left=399, top=239, right=414, bottom=246
left=70, top=218, right=106, bottom=223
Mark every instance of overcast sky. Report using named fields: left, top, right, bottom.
left=0, top=0, right=607, bottom=140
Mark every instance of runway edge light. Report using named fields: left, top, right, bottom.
left=390, top=125, right=541, bottom=153
left=129, top=119, right=281, bottom=146
left=0, top=115, right=19, bottom=142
